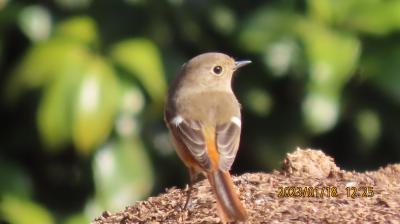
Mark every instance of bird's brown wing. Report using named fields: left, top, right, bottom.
left=216, top=121, right=241, bottom=172
left=174, top=119, right=212, bottom=170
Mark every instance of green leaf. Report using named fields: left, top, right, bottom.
left=296, top=21, right=360, bottom=133
left=72, top=56, right=120, bottom=154
left=54, top=16, right=99, bottom=47
left=92, top=138, right=154, bottom=211
left=342, top=0, right=400, bottom=35
left=297, top=21, right=360, bottom=95
left=37, top=63, right=87, bottom=150
left=238, top=7, right=299, bottom=53
left=5, top=39, right=90, bottom=102
left=6, top=16, right=97, bottom=102
left=307, top=0, right=334, bottom=24
left=1, top=195, right=54, bottom=224
left=110, top=39, right=166, bottom=111
left=306, top=0, right=400, bottom=35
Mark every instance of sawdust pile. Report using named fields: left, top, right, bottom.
left=93, top=148, right=400, bottom=223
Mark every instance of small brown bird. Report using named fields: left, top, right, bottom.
left=164, top=52, right=251, bottom=222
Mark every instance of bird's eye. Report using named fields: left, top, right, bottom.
left=213, top=66, right=223, bottom=75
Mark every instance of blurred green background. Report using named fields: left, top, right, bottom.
left=1, top=0, right=400, bottom=223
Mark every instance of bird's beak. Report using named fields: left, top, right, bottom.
left=234, top=60, right=252, bottom=70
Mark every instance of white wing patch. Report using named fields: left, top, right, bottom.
left=231, top=116, right=241, bottom=128
left=171, top=115, right=184, bottom=126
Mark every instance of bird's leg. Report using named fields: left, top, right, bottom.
left=183, top=167, right=197, bottom=210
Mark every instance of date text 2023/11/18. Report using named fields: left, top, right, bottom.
left=277, top=186, right=374, bottom=198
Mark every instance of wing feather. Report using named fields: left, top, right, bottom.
left=175, top=119, right=211, bottom=170
left=216, top=118, right=241, bottom=171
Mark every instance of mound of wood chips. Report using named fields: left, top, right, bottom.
left=93, top=148, right=400, bottom=223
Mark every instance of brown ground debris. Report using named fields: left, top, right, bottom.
left=93, top=148, right=400, bottom=223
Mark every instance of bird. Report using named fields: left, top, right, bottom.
left=164, top=52, right=251, bottom=223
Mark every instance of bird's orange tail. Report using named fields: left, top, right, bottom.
left=207, top=170, right=248, bottom=222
